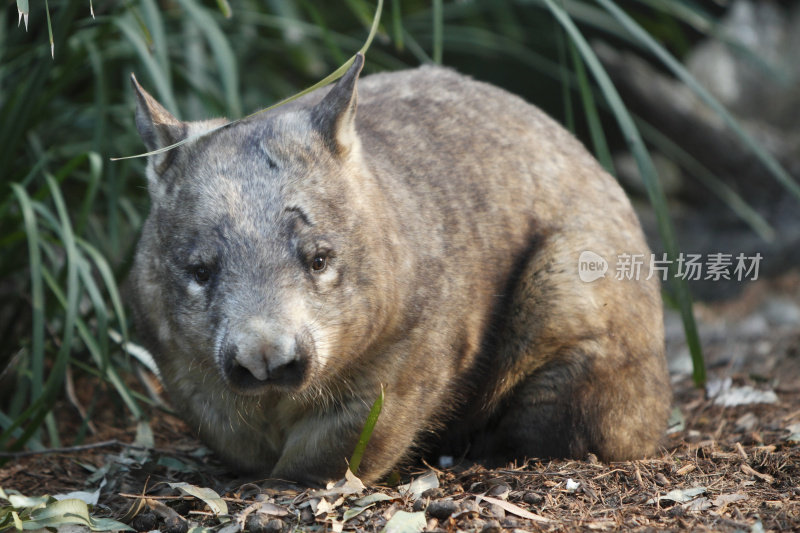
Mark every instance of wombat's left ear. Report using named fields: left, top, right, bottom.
left=311, top=53, right=365, bottom=155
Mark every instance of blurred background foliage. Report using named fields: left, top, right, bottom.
left=1, top=0, right=796, bottom=455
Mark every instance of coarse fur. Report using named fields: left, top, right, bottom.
left=128, top=54, right=670, bottom=486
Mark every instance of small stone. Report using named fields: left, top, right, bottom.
left=481, top=519, right=502, bottom=533
left=655, top=473, right=670, bottom=486
left=763, top=299, right=800, bottom=327
left=489, top=503, right=506, bottom=520
left=426, top=499, right=459, bottom=520
left=421, top=487, right=443, bottom=499
left=163, top=515, right=188, bottom=533
left=246, top=514, right=284, bottom=533
left=412, top=498, right=426, bottom=512
left=300, top=507, right=315, bottom=524
left=131, top=511, right=158, bottom=532
left=522, top=492, right=542, bottom=505
left=736, top=412, right=759, bottom=432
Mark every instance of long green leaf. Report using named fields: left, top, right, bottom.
left=114, top=15, right=179, bottom=114
left=139, top=0, right=169, bottom=77
left=569, top=40, right=614, bottom=174
left=216, top=0, right=231, bottom=18
left=76, top=238, right=128, bottom=343
left=16, top=0, right=28, bottom=30
left=555, top=25, right=575, bottom=132
left=597, top=0, right=800, bottom=203
left=40, top=268, right=142, bottom=419
left=7, top=185, right=45, bottom=448
left=349, top=385, right=384, bottom=475
left=45, top=173, right=81, bottom=395
left=391, top=0, right=404, bottom=51
left=542, top=0, right=705, bottom=386
left=44, top=0, right=53, bottom=58
left=432, top=0, right=443, bottom=63
left=633, top=0, right=789, bottom=83
left=112, top=0, right=384, bottom=162
left=75, top=153, right=102, bottom=237
left=175, top=0, right=241, bottom=117
left=637, top=118, right=774, bottom=241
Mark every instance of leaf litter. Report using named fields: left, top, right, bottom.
left=0, top=273, right=799, bottom=532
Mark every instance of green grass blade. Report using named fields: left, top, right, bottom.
left=637, top=118, right=774, bottom=241
left=343, top=0, right=374, bottom=28
left=77, top=255, right=109, bottom=371
left=75, top=153, right=102, bottom=237
left=597, top=0, right=800, bottom=203
left=298, top=1, right=347, bottom=65
left=432, top=0, right=443, bottom=63
left=349, top=384, right=384, bottom=475
left=76, top=238, right=129, bottom=344
left=555, top=26, right=575, bottom=133
left=16, top=0, right=29, bottom=30
left=216, top=0, right=231, bottom=18
left=359, top=0, right=384, bottom=55
left=112, top=0, right=384, bottom=162
left=542, top=0, right=706, bottom=387
left=400, top=30, right=431, bottom=63
left=569, top=40, right=614, bottom=174
left=114, top=15, right=179, bottom=114
left=8, top=185, right=45, bottom=446
left=139, top=0, right=169, bottom=77
left=391, top=0, right=404, bottom=51
left=41, top=270, right=143, bottom=425
left=44, top=174, right=81, bottom=427
left=633, top=0, right=788, bottom=83
left=45, top=0, right=54, bottom=58
left=40, top=266, right=143, bottom=419
left=176, top=0, right=241, bottom=118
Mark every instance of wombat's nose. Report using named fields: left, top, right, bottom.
left=220, top=332, right=311, bottom=392
left=234, top=340, right=296, bottom=382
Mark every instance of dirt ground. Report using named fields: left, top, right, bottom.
left=1, top=273, right=798, bottom=532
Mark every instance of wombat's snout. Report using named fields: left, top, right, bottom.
left=219, top=320, right=311, bottom=393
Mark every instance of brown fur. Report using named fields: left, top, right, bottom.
left=128, top=54, right=670, bottom=486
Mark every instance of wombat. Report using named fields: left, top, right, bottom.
left=128, top=53, right=670, bottom=485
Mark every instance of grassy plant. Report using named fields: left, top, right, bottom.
left=2, top=0, right=795, bottom=454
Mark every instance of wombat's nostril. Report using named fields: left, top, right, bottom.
left=264, top=356, right=300, bottom=381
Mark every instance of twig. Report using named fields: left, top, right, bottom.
left=119, top=493, right=255, bottom=504
left=0, top=440, right=146, bottom=458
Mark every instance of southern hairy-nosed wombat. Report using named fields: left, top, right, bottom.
left=128, top=53, right=670, bottom=485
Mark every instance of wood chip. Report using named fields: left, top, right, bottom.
left=740, top=464, right=775, bottom=484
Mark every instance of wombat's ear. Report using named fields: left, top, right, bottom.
left=311, top=53, right=365, bottom=155
left=130, top=73, right=186, bottom=154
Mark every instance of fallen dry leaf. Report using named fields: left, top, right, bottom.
left=477, top=494, right=550, bottom=523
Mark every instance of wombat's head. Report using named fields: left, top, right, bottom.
left=130, top=54, right=394, bottom=397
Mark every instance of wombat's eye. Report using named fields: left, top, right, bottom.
left=192, top=265, right=212, bottom=284
left=311, top=255, right=327, bottom=272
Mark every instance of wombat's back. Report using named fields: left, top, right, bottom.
left=349, top=65, right=669, bottom=464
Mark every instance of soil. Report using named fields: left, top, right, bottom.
left=1, top=272, right=798, bottom=532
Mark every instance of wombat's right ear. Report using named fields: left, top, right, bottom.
left=311, top=53, right=365, bottom=155
left=130, top=73, right=185, bottom=155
